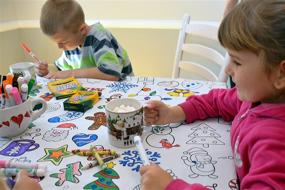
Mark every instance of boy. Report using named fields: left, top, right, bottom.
left=37, top=0, right=133, bottom=81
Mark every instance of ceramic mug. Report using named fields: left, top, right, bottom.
left=9, top=62, right=36, bottom=83
left=0, top=98, right=47, bottom=137
left=105, top=98, right=143, bottom=148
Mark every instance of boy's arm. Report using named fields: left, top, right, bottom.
left=179, top=88, right=242, bottom=123
left=45, top=67, right=119, bottom=81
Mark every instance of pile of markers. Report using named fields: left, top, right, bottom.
left=0, top=73, right=35, bottom=109
left=0, top=160, right=47, bottom=189
left=72, top=146, right=119, bottom=170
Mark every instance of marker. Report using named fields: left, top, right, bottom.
left=0, top=160, right=46, bottom=170
left=27, top=78, right=35, bottom=95
left=20, top=42, right=41, bottom=63
left=20, top=84, right=28, bottom=102
left=11, top=87, right=22, bottom=105
left=0, top=94, right=6, bottom=109
left=0, top=168, right=46, bottom=177
left=5, top=85, right=15, bottom=106
left=5, top=177, right=16, bottom=189
left=24, top=73, right=31, bottom=84
left=134, top=136, right=150, bottom=165
left=6, top=73, right=14, bottom=85
left=81, top=154, right=119, bottom=170
left=17, top=77, right=25, bottom=92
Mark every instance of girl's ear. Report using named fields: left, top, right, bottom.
left=274, top=60, right=285, bottom=89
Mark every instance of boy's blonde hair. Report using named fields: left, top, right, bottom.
left=40, top=0, right=85, bottom=35
left=218, top=0, right=285, bottom=70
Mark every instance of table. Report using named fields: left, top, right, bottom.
left=0, top=76, right=237, bottom=190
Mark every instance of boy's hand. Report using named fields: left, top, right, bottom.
left=13, top=170, right=42, bottom=190
left=35, top=61, right=49, bottom=77
left=140, top=164, right=173, bottom=190
left=144, top=101, right=172, bottom=125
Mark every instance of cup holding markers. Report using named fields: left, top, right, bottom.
left=9, top=62, right=37, bottom=92
left=0, top=98, right=47, bottom=137
left=105, top=98, right=144, bottom=148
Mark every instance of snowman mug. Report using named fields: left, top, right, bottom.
left=105, top=98, right=144, bottom=148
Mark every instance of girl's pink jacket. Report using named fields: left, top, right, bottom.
left=166, top=88, right=285, bottom=190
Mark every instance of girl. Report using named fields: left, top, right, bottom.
left=141, top=0, right=285, bottom=189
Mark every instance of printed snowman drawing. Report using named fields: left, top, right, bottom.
left=146, top=125, right=180, bottom=149
left=181, top=147, right=218, bottom=179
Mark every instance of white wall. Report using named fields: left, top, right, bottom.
left=0, top=0, right=226, bottom=76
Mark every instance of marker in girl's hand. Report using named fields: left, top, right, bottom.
left=134, top=136, right=150, bottom=165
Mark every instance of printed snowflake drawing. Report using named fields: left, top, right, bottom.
left=119, top=149, right=161, bottom=172
left=107, top=82, right=138, bottom=93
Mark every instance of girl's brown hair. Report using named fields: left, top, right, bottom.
left=40, top=0, right=85, bottom=35
left=218, top=0, right=285, bottom=69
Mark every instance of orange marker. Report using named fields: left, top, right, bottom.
left=20, top=42, right=41, bottom=63
left=6, top=73, right=14, bottom=85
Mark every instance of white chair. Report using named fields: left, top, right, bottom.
left=172, top=14, right=228, bottom=82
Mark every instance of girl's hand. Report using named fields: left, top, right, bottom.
left=144, top=101, right=186, bottom=125
left=140, top=164, right=173, bottom=190
left=35, top=61, right=49, bottom=77
left=13, top=170, right=42, bottom=190
left=144, top=101, right=172, bottom=125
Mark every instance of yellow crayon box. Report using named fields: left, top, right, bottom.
left=47, top=77, right=83, bottom=99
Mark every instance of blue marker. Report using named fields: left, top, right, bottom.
left=6, top=177, right=15, bottom=189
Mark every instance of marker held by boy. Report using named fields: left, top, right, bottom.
left=20, top=42, right=41, bottom=63
left=134, top=136, right=150, bottom=165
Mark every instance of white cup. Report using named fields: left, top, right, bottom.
left=0, top=98, right=47, bottom=137
left=9, top=62, right=36, bottom=82
left=105, top=98, right=143, bottom=148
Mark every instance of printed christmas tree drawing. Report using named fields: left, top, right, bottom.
left=84, top=168, right=120, bottom=190
left=186, top=123, right=225, bottom=148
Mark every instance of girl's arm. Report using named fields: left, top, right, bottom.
left=179, top=88, right=242, bottom=123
